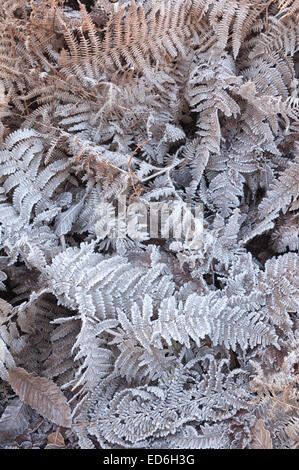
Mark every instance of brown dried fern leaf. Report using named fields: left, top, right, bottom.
left=250, top=418, right=273, bottom=449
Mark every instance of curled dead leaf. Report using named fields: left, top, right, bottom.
left=251, top=418, right=273, bottom=449
left=8, top=367, right=72, bottom=428
left=47, top=431, right=65, bottom=447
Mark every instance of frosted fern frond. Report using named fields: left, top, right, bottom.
left=187, top=49, right=241, bottom=153
left=270, top=213, right=299, bottom=253
left=258, top=253, right=299, bottom=329
left=207, top=169, right=245, bottom=217
left=43, top=242, right=175, bottom=320
left=0, top=129, right=71, bottom=229
left=259, top=150, right=299, bottom=217
left=0, top=0, right=298, bottom=450
left=76, top=357, right=250, bottom=446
